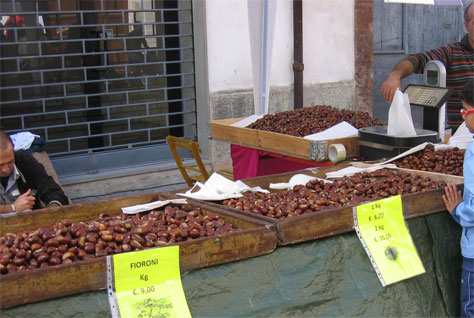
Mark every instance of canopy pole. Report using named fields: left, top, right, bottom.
left=260, top=0, right=269, bottom=115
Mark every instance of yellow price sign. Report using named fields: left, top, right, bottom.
left=354, top=195, right=425, bottom=286
left=109, top=245, right=191, bottom=318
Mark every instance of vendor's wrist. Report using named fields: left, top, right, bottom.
left=11, top=203, right=16, bottom=212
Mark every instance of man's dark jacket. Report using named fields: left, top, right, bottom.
left=14, top=150, right=69, bottom=210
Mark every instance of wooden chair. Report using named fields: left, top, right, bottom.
left=166, top=135, right=233, bottom=187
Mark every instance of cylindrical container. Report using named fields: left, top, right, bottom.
left=328, top=144, right=346, bottom=163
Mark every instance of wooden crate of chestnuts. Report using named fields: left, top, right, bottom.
left=186, top=165, right=463, bottom=246
left=0, top=192, right=277, bottom=308
left=211, top=105, right=386, bottom=162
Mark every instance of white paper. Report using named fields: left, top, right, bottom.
left=230, top=114, right=264, bottom=128
left=121, top=199, right=188, bottom=214
left=387, top=89, right=417, bottom=137
left=303, top=121, right=358, bottom=141
left=379, top=142, right=432, bottom=164
left=269, top=174, right=333, bottom=190
left=177, top=172, right=269, bottom=201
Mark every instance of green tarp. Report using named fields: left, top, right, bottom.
left=1, top=212, right=462, bottom=317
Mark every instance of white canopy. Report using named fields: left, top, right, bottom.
left=247, top=0, right=277, bottom=115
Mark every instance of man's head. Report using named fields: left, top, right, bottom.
left=461, top=78, right=474, bottom=133
left=465, top=0, right=474, bottom=47
left=0, top=131, right=15, bottom=178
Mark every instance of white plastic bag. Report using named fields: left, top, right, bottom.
left=448, top=122, right=474, bottom=149
left=387, top=89, right=417, bottom=137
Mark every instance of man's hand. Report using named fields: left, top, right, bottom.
left=14, top=189, right=36, bottom=212
left=381, top=73, right=402, bottom=103
left=442, top=183, right=463, bottom=214
left=380, top=59, right=414, bottom=103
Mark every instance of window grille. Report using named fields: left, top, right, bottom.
left=0, top=0, right=196, bottom=178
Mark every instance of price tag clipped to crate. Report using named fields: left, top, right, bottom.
left=107, top=245, right=191, bottom=318
left=353, top=195, right=425, bottom=286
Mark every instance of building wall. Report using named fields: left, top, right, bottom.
left=204, top=0, right=357, bottom=169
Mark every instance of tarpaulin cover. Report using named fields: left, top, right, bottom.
left=1, top=212, right=462, bottom=317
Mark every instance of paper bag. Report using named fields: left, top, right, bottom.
left=448, top=122, right=474, bottom=149
left=387, top=89, right=417, bottom=137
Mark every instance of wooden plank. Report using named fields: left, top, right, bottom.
left=0, top=194, right=278, bottom=308
left=277, top=207, right=354, bottom=245
left=0, top=258, right=106, bottom=309
left=211, top=119, right=310, bottom=159
left=211, top=119, right=360, bottom=161
left=326, top=137, right=359, bottom=158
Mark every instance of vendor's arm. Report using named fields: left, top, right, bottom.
left=380, top=60, right=414, bottom=103
left=381, top=43, right=451, bottom=103
left=0, top=190, right=35, bottom=213
left=15, top=151, right=69, bottom=208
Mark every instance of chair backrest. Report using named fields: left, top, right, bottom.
left=166, top=135, right=210, bottom=187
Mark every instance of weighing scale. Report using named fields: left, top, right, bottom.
left=359, top=61, right=453, bottom=159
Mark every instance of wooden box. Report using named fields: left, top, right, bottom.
left=182, top=165, right=463, bottom=246
left=0, top=193, right=277, bottom=308
left=211, top=118, right=359, bottom=162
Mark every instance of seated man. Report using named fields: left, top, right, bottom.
left=0, top=131, right=70, bottom=213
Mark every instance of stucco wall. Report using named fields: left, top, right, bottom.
left=204, top=0, right=356, bottom=169
left=205, top=0, right=355, bottom=92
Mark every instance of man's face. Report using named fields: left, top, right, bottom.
left=0, top=143, right=15, bottom=178
left=465, top=4, right=474, bottom=47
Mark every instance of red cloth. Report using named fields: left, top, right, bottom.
left=230, top=144, right=269, bottom=180
left=230, top=144, right=333, bottom=180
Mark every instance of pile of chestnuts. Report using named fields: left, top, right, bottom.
left=392, top=146, right=465, bottom=176
left=247, top=105, right=385, bottom=137
left=223, top=169, right=447, bottom=219
left=0, top=204, right=239, bottom=275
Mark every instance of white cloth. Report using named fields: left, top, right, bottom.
left=10, top=132, right=40, bottom=151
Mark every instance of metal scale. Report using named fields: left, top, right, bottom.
left=359, top=61, right=452, bottom=159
